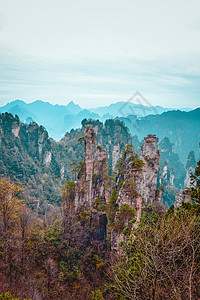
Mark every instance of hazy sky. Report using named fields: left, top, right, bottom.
left=0, top=0, right=200, bottom=108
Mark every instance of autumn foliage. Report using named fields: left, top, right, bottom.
left=0, top=176, right=200, bottom=299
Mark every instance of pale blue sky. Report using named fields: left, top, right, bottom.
left=0, top=0, right=200, bottom=108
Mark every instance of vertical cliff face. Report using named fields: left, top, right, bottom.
left=112, top=145, right=121, bottom=171
left=111, top=136, right=161, bottom=251
left=184, top=151, right=196, bottom=188
left=110, top=146, right=145, bottom=251
left=74, top=125, right=109, bottom=242
left=84, top=126, right=95, bottom=181
left=75, top=126, right=95, bottom=209
left=140, top=134, right=160, bottom=206
left=102, top=119, right=132, bottom=170
left=25, top=122, right=52, bottom=163
left=174, top=189, right=192, bottom=209
left=12, top=123, right=20, bottom=137
left=158, top=137, right=186, bottom=207
left=67, top=119, right=133, bottom=171
left=84, top=126, right=95, bottom=207
left=116, top=146, right=144, bottom=212
left=75, top=125, right=110, bottom=211
left=93, top=146, right=110, bottom=203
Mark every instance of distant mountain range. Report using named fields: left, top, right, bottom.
left=0, top=99, right=192, bottom=141
left=90, top=101, right=191, bottom=117
left=116, top=108, right=200, bottom=163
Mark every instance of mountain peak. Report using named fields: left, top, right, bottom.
left=66, top=101, right=82, bottom=114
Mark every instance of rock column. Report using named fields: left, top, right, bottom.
left=140, top=134, right=160, bottom=205
left=84, top=126, right=95, bottom=207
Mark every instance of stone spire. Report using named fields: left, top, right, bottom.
left=184, top=151, right=196, bottom=188
left=93, top=145, right=110, bottom=203
left=140, top=134, right=160, bottom=205
left=75, top=126, right=95, bottom=209
left=84, top=126, right=95, bottom=182
left=75, top=125, right=110, bottom=211
left=84, top=126, right=95, bottom=207
left=74, top=126, right=109, bottom=242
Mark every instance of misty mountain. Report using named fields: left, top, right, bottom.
left=0, top=99, right=192, bottom=141
left=89, top=100, right=191, bottom=117
left=0, top=100, right=77, bottom=140
left=117, top=108, right=200, bottom=163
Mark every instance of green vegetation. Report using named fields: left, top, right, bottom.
left=0, top=113, right=135, bottom=208
left=0, top=178, right=107, bottom=299
left=106, top=190, right=119, bottom=225
left=1, top=112, right=200, bottom=299
left=116, top=145, right=144, bottom=177
left=70, top=161, right=84, bottom=180
left=112, top=204, right=136, bottom=232
left=93, top=197, right=106, bottom=212
left=0, top=291, right=31, bottom=300
left=97, top=145, right=103, bottom=150
left=158, top=137, right=186, bottom=207
left=191, top=160, right=200, bottom=203
left=61, top=180, right=76, bottom=211
left=0, top=176, right=200, bottom=299
left=78, top=136, right=85, bottom=143
left=110, top=203, right=200, bottom=300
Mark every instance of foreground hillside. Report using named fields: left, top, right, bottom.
left=0, top=152, right=200, bottom=299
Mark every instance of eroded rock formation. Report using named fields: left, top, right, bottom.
left=174, top=189, right=192, bottom=209
left=75, top=125, right=111, bottom=211
left=140, top=134, right=161, bottom=205
left=74, top=126, right=110, bottom=242
left=158, top=137, right=186, bottom=207
left=93, top=145, right=110, bottom=203
left=75, top=126, right=95, bottom=209
left=184, top=151, right=196, bottom=188
left=111, top=135, right=161, bottom=251
left=111, top=145, right=144, bottom=251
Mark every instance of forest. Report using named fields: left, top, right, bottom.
left=0, top=159, right=200, bottom=300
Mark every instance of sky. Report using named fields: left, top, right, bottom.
left=0, top=0, right=200, bottom=109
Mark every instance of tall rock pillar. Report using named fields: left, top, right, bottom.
left=140, top=134, right=160, bottom=205
left=75, top=125, right=95, bottom=209
left=84, top=126, right=95, bottom=207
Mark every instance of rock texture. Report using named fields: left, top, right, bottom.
left=75, top=126, right=110, bottom=211
left=12, top=124, right=20, bottom=137
left=174, top=189, right=192, bottom=209
left=111, top=146, right=144, bottom=251
left=158, top=137, right=185, bottom=207
left=140, top=134, right=161, bottom=206
left=184, top=151, right=196, bottom=188
left=116, top=147, right=144, bottom=214
left=111, top=135, right=161, bottom=252
left=74, top=126, right=110, bottom=242
left=64, top=118, right=135, bottom=171
left=93, top=146, right=110, bottom=203
left=0, top=114, right=138, bottom=208
left=75, top=126, right=95, bottom=209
